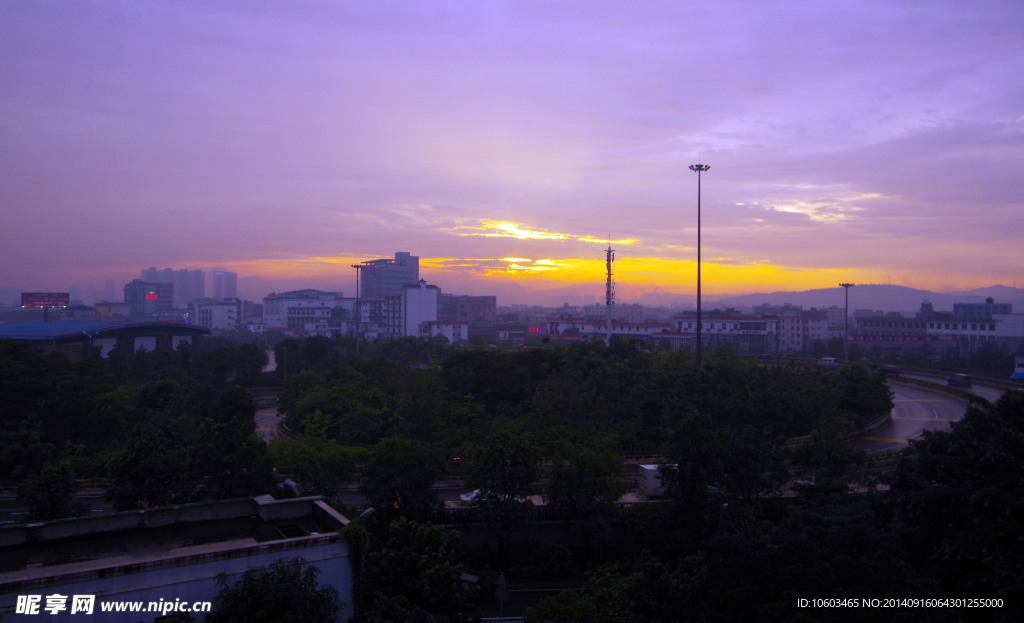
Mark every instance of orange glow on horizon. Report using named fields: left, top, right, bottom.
left=424, top=255, right=866, bottom=295
left=205, top=254, right=906, bottom=299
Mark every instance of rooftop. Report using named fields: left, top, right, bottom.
left=0, top=496, right=349, bottom=582
left=0, top=321, right=207, bottom=341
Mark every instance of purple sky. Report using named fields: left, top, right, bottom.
left=2, top=0, right=1022, bottom=306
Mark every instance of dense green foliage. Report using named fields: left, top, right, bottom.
left=206, top=557, right=343, bottom=623
left=892, top=389, right=1024, bottom=612
left=525, top=389, right=1024, bottom=622
left=356, top=518, right=476, bottom=623
left=278, top=339, right=893, bottom=458
left=0, top=339, right=274, bottom=513
left=105, top=382, right=273, bottom=509
left=10, top=332, right=1020, bottom=621
left=359, top=438, right=445, bottom=523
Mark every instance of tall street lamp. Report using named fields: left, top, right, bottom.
left=351, top=263, right=363, bottom=354
left=689, top=163, right=710, bottom=368
left=839, top=282, right=855, bottom=361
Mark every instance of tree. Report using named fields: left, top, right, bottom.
left=360, top=438, right=443, bottom=522
left=442, top=350, right=531, bottom=415
left=526, top=555, right=667, bottom=623
left=545, top=439, right=623, bottom=560
left=269, top=438, right=365, bottom=499
left=0, top=340, right=112, bottom=477
left=108, top=425, right=196, bottom=510
left=892, top=391, right=1024, bottom=613
left=17, top=461, right=86, bottom=520
left=206, top=557, right=343, bottom=623
left=717, top=426, right=789, bottom=504
left=359, top=518, right=476, bottom=623
left=195, top=343, right=237, bottom=387
left=463, top=421, right=541, bottom=565
left=107, top=383, right=272, bottom=509
left=789, top=414, right=866, bottom=496
left=661, top=411, right=724, bottom=544
left=545, top=440, right=622, bottom=516
left=236, top=342, right=269, bottom=386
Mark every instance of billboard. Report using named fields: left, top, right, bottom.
left=21, top=292, right=70, bottom=308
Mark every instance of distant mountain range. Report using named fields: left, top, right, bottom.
left=708, top=284, right=1024, bottom=315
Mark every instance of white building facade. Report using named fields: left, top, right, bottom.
left=190, top=298, right=241, bottom=331
left=262, top=290, right=352, bottom=336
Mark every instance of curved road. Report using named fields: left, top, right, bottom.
left=850, top=381, right=1010, bottom=453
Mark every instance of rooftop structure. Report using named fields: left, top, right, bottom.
left=0, top=321, right=208, bottom=360
left=953, top=297, right=1012, bottom=320
left=0, top=496, right=353, bottom=622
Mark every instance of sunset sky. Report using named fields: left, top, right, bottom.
left=2, top=1, right=1022, bottom=306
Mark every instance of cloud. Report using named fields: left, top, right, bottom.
left=2, top=0, right=1021, bottom=301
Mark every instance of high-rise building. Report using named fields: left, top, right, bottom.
left=358, top=252, right=419, bottom=300
left=124, top=280, right=174, bottom=317
left=140, top=267, right=205, bottom=307
left=213, top=270, right=238, bottom=300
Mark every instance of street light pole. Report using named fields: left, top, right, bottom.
left=689, top=163, right=710, bottom=368
left=351, top=264, right=363, bottom=354
left=839, top=282, right=855, bottom=361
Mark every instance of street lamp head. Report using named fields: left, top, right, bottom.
left=689, top=164, right=710, bottom=172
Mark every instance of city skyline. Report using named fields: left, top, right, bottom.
left=2, top=1, right=1022, bottom=307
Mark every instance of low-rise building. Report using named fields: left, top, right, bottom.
left=0, top=496, right=353, bottom=622
left=421, top=320, right=469, bottom=343
left=262, top=290, right=353, bottom=337
left=0, top=321, right=208, bottom=360
left=190, top=298, right=241, bottom=332
left=659, top=314, right=779, bottom=354
left=575, top=320, right=672, bottom=341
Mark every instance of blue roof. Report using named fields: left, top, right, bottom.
left=0, top=321, right=206, bottom=341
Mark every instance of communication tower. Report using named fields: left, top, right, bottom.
left=606, top=240, right=615, bottom=345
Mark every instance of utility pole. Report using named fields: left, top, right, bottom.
left=689, top=163, right=710, bottom=367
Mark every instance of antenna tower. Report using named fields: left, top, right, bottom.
left=606, top=239, right=615, bottom=345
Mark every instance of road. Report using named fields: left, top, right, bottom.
left=849, top=383, right=966, bottom=453
left=849, top=379, right=1010, bottom=453
left=255, top=406, right=283, bottom=442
